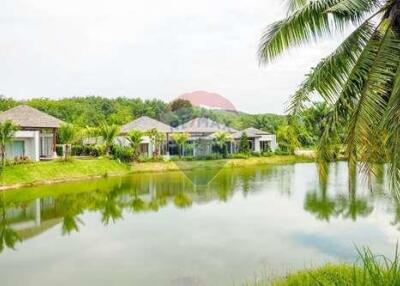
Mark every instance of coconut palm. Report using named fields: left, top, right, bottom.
left=0, top=120, right=18, bottom=167
left=213, top=131, right=231, bottom=157
left=171, top=132, right=189, bottom=158
left=126, top=129, right=143, bottom=161
left=98, top=123, right=120, bottom=156
left=259, top=0, right=400, bottom=189
left=146, top=128, right=165, bottom=157
left=59, top=123, right=79, bottom=160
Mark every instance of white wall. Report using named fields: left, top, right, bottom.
left=259, top=134, right=278, bottom=151
left=6, top=130, right=40, bottom=162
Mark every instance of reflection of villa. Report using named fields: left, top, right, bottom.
left=0, top=105, right=64, bottom=161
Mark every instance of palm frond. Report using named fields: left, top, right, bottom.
left=287, top=20, right=375, bottom=114
left=327, top=0, right=383, bottom=22
left=259, top=0, right=355, bottom=63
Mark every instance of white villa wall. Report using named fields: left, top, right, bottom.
left=6, top=130, right=40, bottom=162
left=259, top=134, right=278, bottom=151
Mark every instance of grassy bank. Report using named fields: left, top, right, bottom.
left=0, top=155, right=312, bottom=190
left=245, top=248, right=400, bottom=286
left=0, top=158, right=131, bottom=189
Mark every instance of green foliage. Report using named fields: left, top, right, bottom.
left=98, top=123, right=120, bottom=156
left=213, top=131, right=231, bottom=157
left=249, top=245, right=400, bottom=286
left=168, top=98, right=192, bottom=112
left=238, top=132, right=250, bottom=154
left=276, top=124, right=300, bottom=154
left=71, top=144, right=102, bottom=157
left=171, top=132, right=189, bottom=158
left=0, top=120, right=19, bottom=167
left=146, top=128, right=165, bottom=157
left=112, top=145, right=134, bottom=163
left=258, top=0, right=400, bottom=189
left=126, top=130, right=143, bottom=161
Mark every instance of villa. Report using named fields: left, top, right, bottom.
left=0, top=105, right=64, bottom=161
left=118, top=116, right=277, bottom=157
left=118, top=116, right=173, bottom=157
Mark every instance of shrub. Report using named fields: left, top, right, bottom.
left=228, top=153, right=249, bottom=159
left=71, top=144, right=103, bottom=157
left=112, top=145, right=133, bottom=162
left=251, top=151, right=261, bottom=157
left=55, top=145, right=64, bottom=157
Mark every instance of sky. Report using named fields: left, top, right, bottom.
left=1, top=0, right=346, bottom=114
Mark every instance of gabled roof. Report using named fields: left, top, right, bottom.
left=120, top=116, right=173, bottom=134
left=175, top=117, right=237, bottom=134
left=232, top=127, right=272, bottom=139
left=0, top=105, right=64, bottom=128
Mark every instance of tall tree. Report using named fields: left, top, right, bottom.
left=0, top=120, right=18, bottom=167
left=259, top=0, right=400, bottom=189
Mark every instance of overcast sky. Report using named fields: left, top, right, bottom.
left=1, top=0, right=345, bottom=114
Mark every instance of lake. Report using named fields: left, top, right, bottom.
left=0, top=162, right=398, bottom=286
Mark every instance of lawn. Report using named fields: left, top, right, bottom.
left=0, top=158, right=131, bottom=188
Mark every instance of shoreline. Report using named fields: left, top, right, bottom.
left=0, top=155, right=314, bottom=191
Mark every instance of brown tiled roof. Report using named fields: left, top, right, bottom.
left=0, top=105, right=64, bottom=128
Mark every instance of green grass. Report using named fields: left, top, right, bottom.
left=245, top=247, right=400, bottom=286
left=0, top=158, right=131, bottom=187
left=0, top=155, right=312, bottom=189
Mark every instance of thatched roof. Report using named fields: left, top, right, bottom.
left=0, top=105, right=64, bottom=128
left=175, top=117, right=237, bottom=134
left=232, top=127, right=272, bottom=139
left=120, top=116, right=173, bottom=134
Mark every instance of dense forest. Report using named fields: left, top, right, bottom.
left=0, top=96, right=330, bottom=150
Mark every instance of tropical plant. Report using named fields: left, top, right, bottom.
left=146, top=128, right=165, bottom=157
left=98, top=123, right=120, bottom=156
left=276, top=124, right=300, bottom=154
left=213, top=131, right=231, bottom=157
left=0, top=120, right=18, bottom=167
left=59, top=123, right=79, bottom=160
left=258, top=0, right=400, bottom=189
left=126, top=129, right=143, bottom=160
left=171, top=132, right=189, bottom=158
left=238, top=132, right=250, bottom=154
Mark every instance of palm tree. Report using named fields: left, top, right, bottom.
left=213, top=131, right=231, bottom=157
left=59, top=123, right=78, bottom=160
left=126, top=129, right=143, bottom=161
left=98, top=123, right=120, bottom=156
left=259, top=0, right=400, bottom=189
left=171, top=132, right=189, bottom=158
left=0, top=120, right=18, bottom=167
left=146, top=128, right=165, bottom=157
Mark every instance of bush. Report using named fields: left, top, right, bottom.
left=274, top=148, right=291, bottom=156
left=56, top=145, right=64, bottom=157
left=261, top=150, right=273, bottom=157
left=251, top=151, right=261, bottom=157
left=138, top=156, right=165, bottom=163
left=71, top=144, right=103, bottom=157
left=7, top=156, right=32, bottom=166
left=112, top=145, right=133, bottom=162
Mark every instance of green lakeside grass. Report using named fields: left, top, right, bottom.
left=245, top=247, right=400, bottom=286
left=0, top=155, right=313, bottom=189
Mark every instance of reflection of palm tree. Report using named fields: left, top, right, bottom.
left=304, top=184, right=337, bottom=221
left=337, top=190, right=373, bottom=221
left=173, top=193, right=192, bottom=209
left=62, top=215, right=84, bottom=235
left=100, top=186, right=123, bottom=225
left=0, top=200, right=21, bottom=253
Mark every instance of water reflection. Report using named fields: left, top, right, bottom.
left=0, top=163, right=398, bottom=283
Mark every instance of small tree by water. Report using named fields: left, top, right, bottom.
left=0, top=120, right=18, bottom=167
left=59, top=123, right=79, bottom=160
left=238, top=132, right=250, bottom=154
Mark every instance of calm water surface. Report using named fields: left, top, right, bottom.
left=0, top=162, right=398, bottom=285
